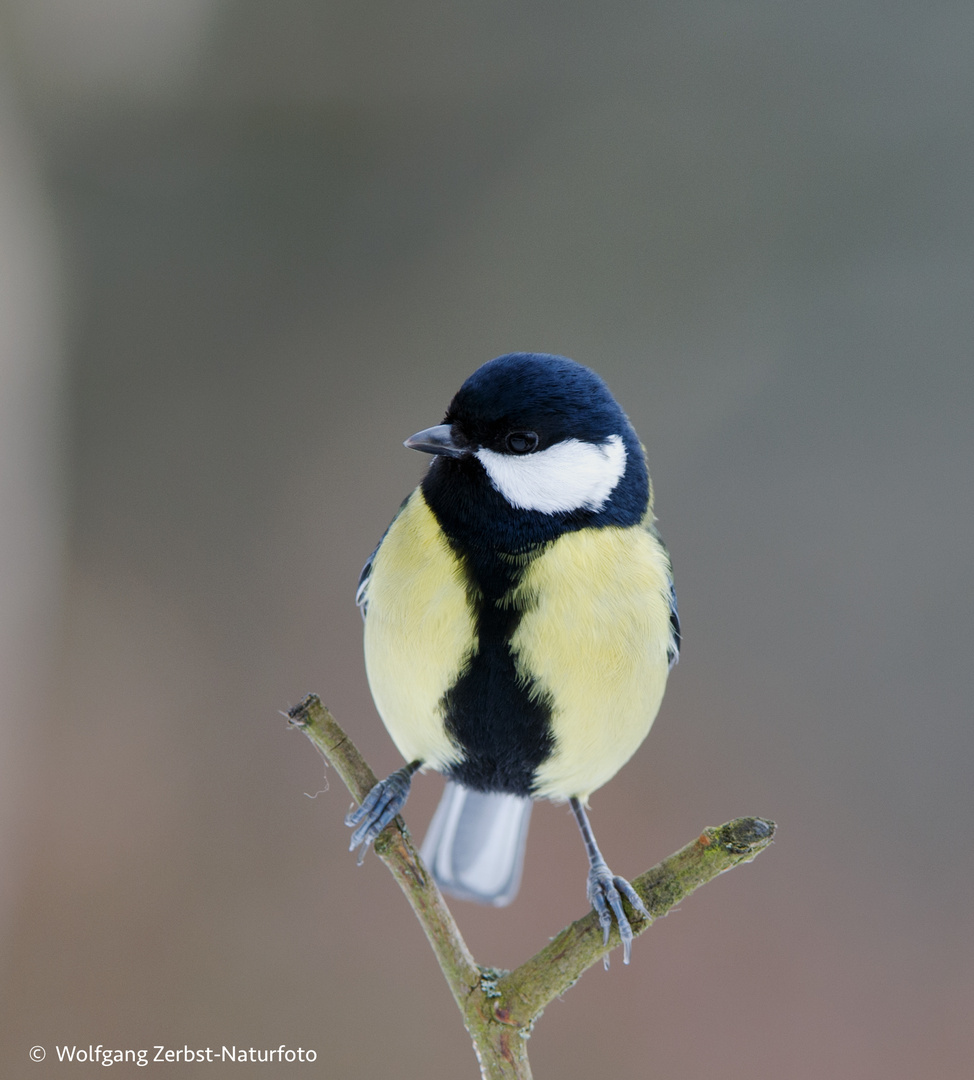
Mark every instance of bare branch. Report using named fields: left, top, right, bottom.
left=286, top=695, right=481, bottom=999
left=286, top=693, right=775, bottom=1080
left=498, top=817, right=775, bottom=1022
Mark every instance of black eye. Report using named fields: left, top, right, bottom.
left=505, top=431, right=539, bottom=454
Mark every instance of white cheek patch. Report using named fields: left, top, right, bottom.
left=475, top=434, right=627, bottom=514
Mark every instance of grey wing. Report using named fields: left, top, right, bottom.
left=667, top=579, right=681, bottom=670
left=647, top=522, right=681, bottom=670
left=354, top=546, right=378, bottom=620
left=355, top=492, right=414, bottom=620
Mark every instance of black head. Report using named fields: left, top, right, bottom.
left=446, top=353, right=632, bottom=454
left=412, top=353, right=650, bottom=553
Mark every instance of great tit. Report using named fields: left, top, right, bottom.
left=347, top=352, right=679, bottom=963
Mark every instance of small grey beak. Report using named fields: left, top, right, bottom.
left=404, top=424, right=470, bottom=458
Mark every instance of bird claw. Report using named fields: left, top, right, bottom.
left=587, top=859, right=650, bottom=968
left=345, top=764, right=416, bottom=863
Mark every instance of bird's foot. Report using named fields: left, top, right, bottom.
left=345, top=762, right=419, bottom=863
left=587, top=858, right=650, bottom=968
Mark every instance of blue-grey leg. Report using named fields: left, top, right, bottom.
left=345, top=761, right=421, bottom=863
left=570, top=797, right=650, bottom=968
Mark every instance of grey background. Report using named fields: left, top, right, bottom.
left=0, top=2, right=971, bottom=1077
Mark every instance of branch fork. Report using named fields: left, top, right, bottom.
left=287, top=693, right=775, bottom=1080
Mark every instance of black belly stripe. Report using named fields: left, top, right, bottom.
left=439, top=554, right=554, bottom=797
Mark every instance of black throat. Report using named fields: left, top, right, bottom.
left=424, top=464, right=556, bottom=796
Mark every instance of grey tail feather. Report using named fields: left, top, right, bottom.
left=420, top=781, right=533, bottom=907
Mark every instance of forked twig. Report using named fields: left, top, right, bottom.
left=287, top=693, right=775, bottom=1080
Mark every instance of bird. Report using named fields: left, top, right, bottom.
left=346, top=352, right=680, bottom=964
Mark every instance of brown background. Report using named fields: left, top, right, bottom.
left=0, top=3, right=971, bottom=1077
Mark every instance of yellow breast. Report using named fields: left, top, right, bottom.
left=508, top=525, right=673, bottom=801
left=362, top=489, right=474, bottom=771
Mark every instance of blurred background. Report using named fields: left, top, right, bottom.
left=1, top=2, right=972, bottom=1077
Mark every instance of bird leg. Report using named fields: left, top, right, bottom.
left=346, top=760, right=421, bottom=863
left=570, top=796, right=650, bottom=967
